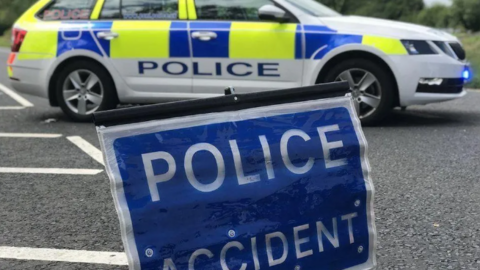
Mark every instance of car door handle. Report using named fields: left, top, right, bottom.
left=191, top=31, right=217, bottom=41
left=97, top=32, right=119, bottom=40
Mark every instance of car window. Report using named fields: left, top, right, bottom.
left=100, top=0, right=121, bottom=19
left=100, top=0, right=179, bottom=20
left=38, top=0, right=96, bottom=21
left=194, top=0, right=273, bottom=21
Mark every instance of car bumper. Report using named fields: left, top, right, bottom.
left=389, top=54, right=468, bottom=106
left=8, top=54, right=50, bottom=99
left=10, top=80, right=47, bottom=98
left=416, top=78, right=464, bottom=94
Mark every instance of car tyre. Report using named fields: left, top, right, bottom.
left=322, top=58, right=395, bottom=126
left=56, top=60, right=118, bottom=122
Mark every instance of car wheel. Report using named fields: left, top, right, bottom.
left=322, top=58, right=395, bottom=125
left=56, top=60, right=118, bottom=122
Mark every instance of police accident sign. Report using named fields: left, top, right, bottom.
left=97, top=96, right=376, bottom=270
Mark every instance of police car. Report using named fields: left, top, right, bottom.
left=8, top=0, right=469, bottom=124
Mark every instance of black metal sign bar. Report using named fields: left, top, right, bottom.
left=93, top=82, right=350, bottom=127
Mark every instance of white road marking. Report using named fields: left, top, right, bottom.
left=0, top=246, right=127, bottom=266
left=0, top=133, right=62, bottom=138
left=0, top=168, right=103, bottom=175
left=0, top=106, right=25, bottom=110
left=0, top=83, right=33, bottom=107
left=67, top=136, right=105, bottom=166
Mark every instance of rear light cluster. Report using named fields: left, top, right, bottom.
left=11, top=28, right=27, bottom=53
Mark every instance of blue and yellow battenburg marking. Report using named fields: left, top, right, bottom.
left=304, top=25, right=361, bottom=59
left=17, top=21, right=408, bottom=61
left=187, top=21, right=301, bottom=59
left=57, top=22, right=111, bottom=57
left=55, top=21, right=191, bottom=58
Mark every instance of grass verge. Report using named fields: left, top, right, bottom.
left=0, top=29, right=10, bottom=48
left=457, top=33, right=480, bottom=88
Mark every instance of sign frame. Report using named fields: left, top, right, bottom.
left=94, top=82, right=376, bottom=270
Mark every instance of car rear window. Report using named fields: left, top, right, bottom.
left=38, top=0, right=96, bottom=21
left=100, top=0, right=179, bottom=20
left=194, top=0, right=270, bottom=21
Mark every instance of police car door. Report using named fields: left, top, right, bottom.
left=98, top=0, right=192, bottom=97
left=188, top=0, right=303, bottom=94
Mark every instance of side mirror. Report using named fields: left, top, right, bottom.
left=258, top=5, right=288, bottom=23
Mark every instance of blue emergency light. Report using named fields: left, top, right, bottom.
left=463, top=67, right=472, bottom=81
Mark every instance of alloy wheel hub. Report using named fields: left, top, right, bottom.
left=334, top=68, right=382, bottom=119
left=63, top=70, right=104, bottom=115
left=351, top=88, right=361, bottom=98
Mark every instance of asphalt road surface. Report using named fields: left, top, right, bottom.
left=1, top=49, right=480, bottom=270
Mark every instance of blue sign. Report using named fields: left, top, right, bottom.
left=99, top=97, right=376, bottom=270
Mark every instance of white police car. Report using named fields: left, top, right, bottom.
left=8, top=0, right=469, bottom=124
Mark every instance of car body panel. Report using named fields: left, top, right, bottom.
left=319, top=16, right=459, bottom=42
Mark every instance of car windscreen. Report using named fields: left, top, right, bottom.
left=284, top=0, right=341, bottom=17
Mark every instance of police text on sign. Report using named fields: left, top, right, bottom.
left=143, top=125, right=347, bottom=202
